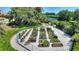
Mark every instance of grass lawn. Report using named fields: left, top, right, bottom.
left=0, top=27, right=27, bottom=51
left=0, top=24, right=41, bottom=51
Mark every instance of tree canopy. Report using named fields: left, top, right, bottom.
left=8, top=7, right=47, bottom=26
left=73, top=9, right=79, bottom=20
left=58, top=10, right=73, bottom=21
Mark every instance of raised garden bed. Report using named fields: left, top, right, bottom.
left=38, top=39, right=49, bottom=47
left=51, top=42, right=63, bottom=47
left=28, top=28, right=38, bottom=42
left=47, top=28, right=60, bottom=43
left=20, top=29, right=31, bottom=42
left=39, top=27, right=46, bottom=39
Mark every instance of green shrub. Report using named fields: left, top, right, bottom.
left=72, top=33, right=79, bottom=41
left=38, top=39, right=49, bottom=47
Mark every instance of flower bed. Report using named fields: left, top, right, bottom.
left=28, top=28, right=38, bottom=42
left=38, top=39, right=49, bottom=47
left=39, top=27, right=46, bottom=39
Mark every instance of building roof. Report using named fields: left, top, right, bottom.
left=0, top=13, right=7, bottom=17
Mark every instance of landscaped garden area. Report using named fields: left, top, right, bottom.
left=1, top=7, right=79, bottom=51
left=14, top=25, right=66, bottom=51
